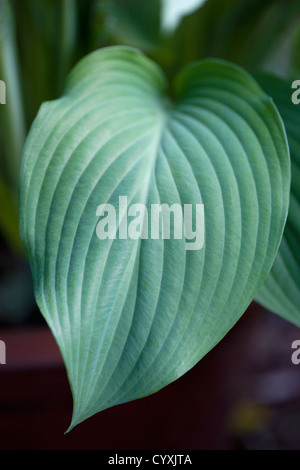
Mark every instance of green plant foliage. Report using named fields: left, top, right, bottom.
left=104, top=0, right=162, bottom=52
left=171, top=0, right=300, bottom=73
left=19, top=47, right=290, bottom=428
left=0, top=0, right=26, bottom=253
left=254, top=73, right=300, bottom=326
left=11, top=0, right=77, bottom=124
left=290, top=22, right=300, bottom=80
left=0, top=0, right=25, bottom=188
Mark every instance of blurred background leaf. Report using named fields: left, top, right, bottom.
left=254, top=73, right=300, bottom=327
left=11, top=0, right=77, bottom=124
left=103, top=0, right=162, bottom=51
left=169, top=0, right=300, bottom=76
left=289, top=22, right=300, bottom=79
left=0, top=0, right=25, bottom=192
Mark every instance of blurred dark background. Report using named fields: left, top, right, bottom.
left=0, top=0, right=300, bottom=450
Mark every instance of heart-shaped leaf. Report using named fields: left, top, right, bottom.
left=254, top=73, right=300, bottom=326
left=19, top=46, right=290, bottom=429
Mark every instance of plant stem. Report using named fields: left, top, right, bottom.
left=56, top=0, right=77, bottom=94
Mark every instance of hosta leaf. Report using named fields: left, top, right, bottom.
left=19, top=46, right=290, bottom=429
left=254, top=73, right=300, bottom=326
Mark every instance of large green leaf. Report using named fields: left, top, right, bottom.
left=254, top=73, right=300, bottom=326
left=19, top=46, right=290, bottom=429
